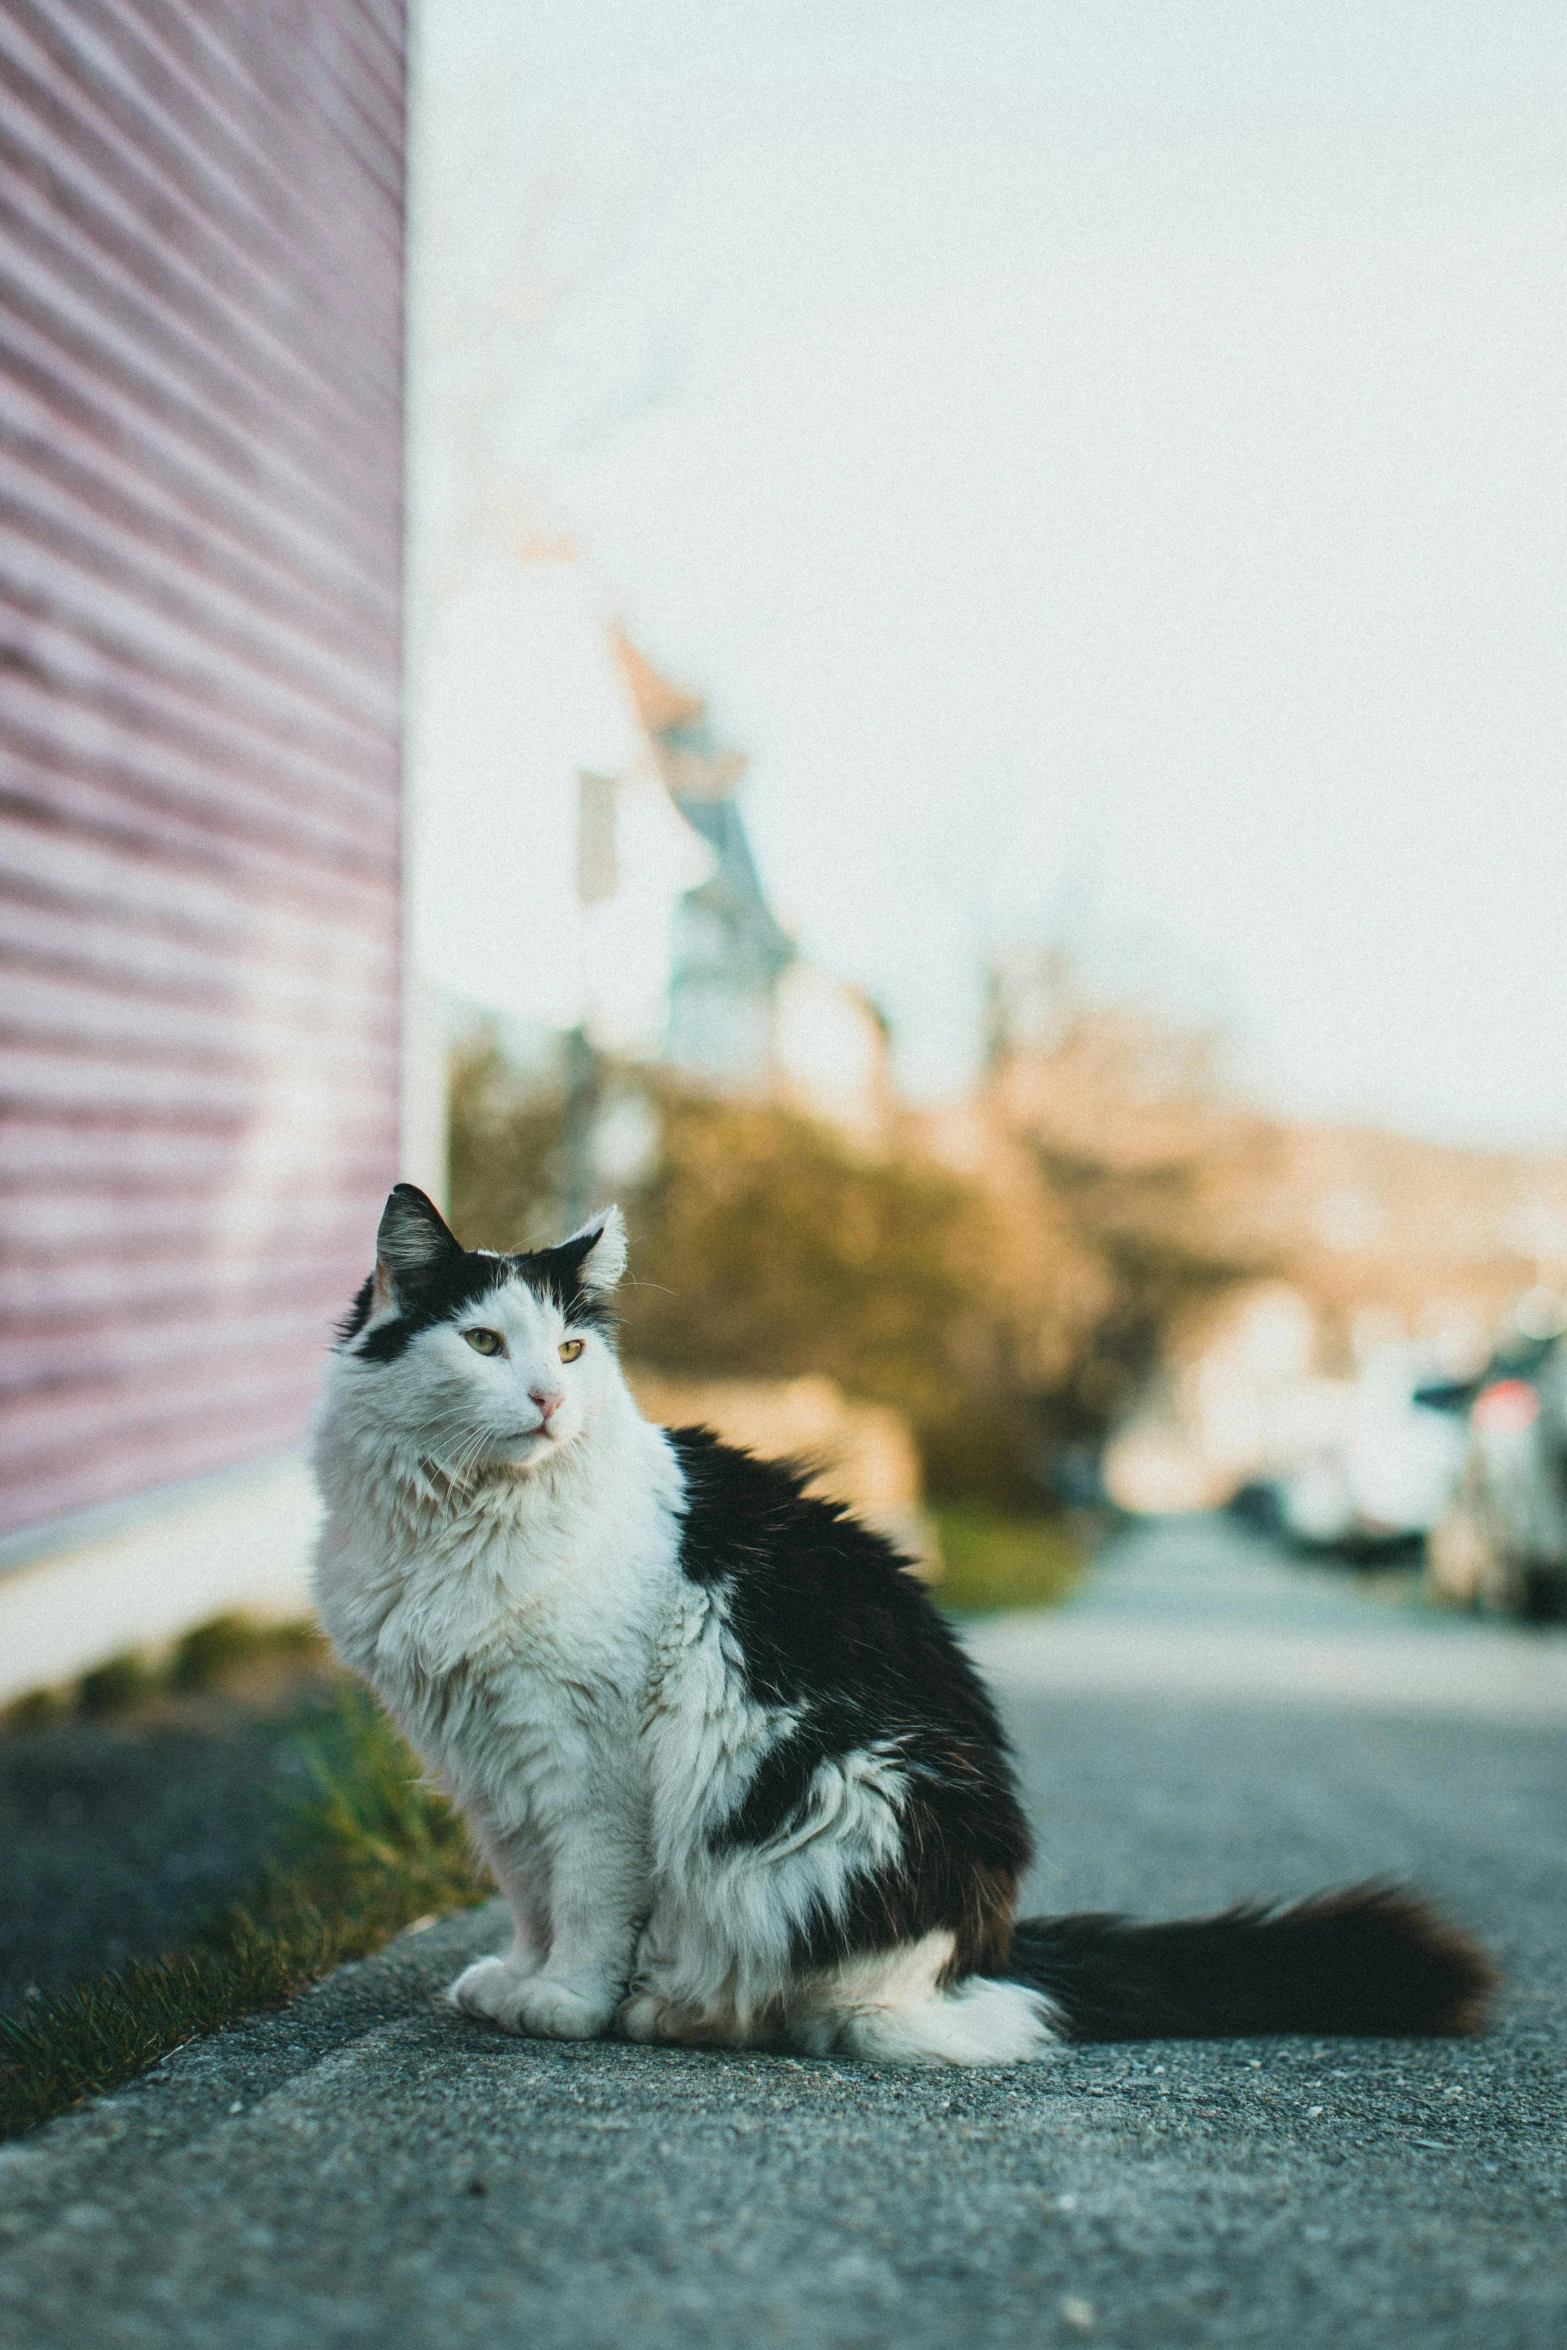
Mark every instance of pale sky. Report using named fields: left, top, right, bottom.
left=413, top=2, right=1567, bottom=1144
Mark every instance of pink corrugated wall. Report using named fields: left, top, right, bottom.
left=0, top=0, right=405, bottom=1539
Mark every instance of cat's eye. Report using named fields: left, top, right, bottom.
left=463, top=1328, right=504, bottom=1357
left=559, top=1338, right=585, bottom=1363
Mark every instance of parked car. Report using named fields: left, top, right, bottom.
left=1424, top=1336, right=1567, bottom=1621
left=1268, top=1341, right=1467, bottom=1561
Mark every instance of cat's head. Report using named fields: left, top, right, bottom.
left=330, top=1185, right=629, bottom=1479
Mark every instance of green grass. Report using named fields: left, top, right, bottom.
left=0, top=1690, right=490, bottom=2142
left=932, top=1505, right=1085, bottom=1614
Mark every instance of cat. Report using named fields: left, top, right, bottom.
left=311, top=1183, right=1494, bottom=2066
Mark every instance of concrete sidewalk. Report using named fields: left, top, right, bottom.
left=967, top=1515, right=1567, bottom=1725
left=1, top=1519, right=1563, bottom=2348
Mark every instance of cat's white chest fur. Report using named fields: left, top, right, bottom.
left=314, top=1395, right=684, bottom=1839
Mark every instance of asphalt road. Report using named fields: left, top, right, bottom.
left=1, top=1519, right=1563, bottom=2349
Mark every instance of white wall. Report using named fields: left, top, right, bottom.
left=0, top=1456, right=319, bottom=1703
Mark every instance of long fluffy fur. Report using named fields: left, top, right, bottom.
left=312, top=1189, right=1495, bottom=2066
left=1010, top=1888, right=1495, bottom=2041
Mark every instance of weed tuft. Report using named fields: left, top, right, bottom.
left=3, top=1688, right=70, bottom=1734
left=76, top=1652, right=157, bottom=1720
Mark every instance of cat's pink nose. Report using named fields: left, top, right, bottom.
left=530, top=1388, right=563, bottom=1425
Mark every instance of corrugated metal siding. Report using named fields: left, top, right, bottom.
left=0, top=0, right=404, bottom=1539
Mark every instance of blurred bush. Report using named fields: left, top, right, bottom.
left=449, top=967, right=1269, bottom=1507
left=76, top=1653, right=157, bottom=1720
left=929, top=1506, right=1084, bottom=1613
left=3, top=1616, right=333, bottom=1733
left=967, top=948, right=1277, bottom=1472
left=170, top=1614, right=322, bottom=1695
left=451, top=1044, right=1021, bottom=1496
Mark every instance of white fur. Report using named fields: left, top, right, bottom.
left=791, top=1936, right=1060, bottom=2064
left=562, top=1206, right=627, bottom=1289
left=312, top=1230, right=1059, bottom=2066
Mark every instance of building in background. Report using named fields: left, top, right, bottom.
left=612, top=633, right=794, bottom=1086
left=0, top=0, right=407, bottom=1696
left=416, top=563, right=887, bottom=1143
left=772, top=963, right=895, bottom=1144
left=411, top=553, right=712, bottom=1069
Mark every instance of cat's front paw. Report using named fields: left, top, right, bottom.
left=447, top=1958, right=617, bottom=2040
left=447, top=1955, right=530, bottom=2032
left=511, top=1978, right=617, bottom=2041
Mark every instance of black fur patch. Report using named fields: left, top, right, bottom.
left=339, top=1191, right=618, bottom=1364
left=336, top=1274, right=377, bottom=1347
left=665, top=1430, right=1496, bottom=2033
left=669, top=1427, right=1031, bottom=1978
left=1008, top=1885, right=1497, bottom=2040
left=518, top=1229, right=620, bottom=1337
left=351, top=1251, right=519, bottom=1363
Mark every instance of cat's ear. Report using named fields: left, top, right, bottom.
left=556, top=1205, right=627, bottom=1293
left=374, top=1184, right=460, bottom=1308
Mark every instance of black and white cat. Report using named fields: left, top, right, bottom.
left=312, top=1185, right=1493, bottom=2066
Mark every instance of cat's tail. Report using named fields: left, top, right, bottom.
left=1007, top=1884, right=1496, bottom=2041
